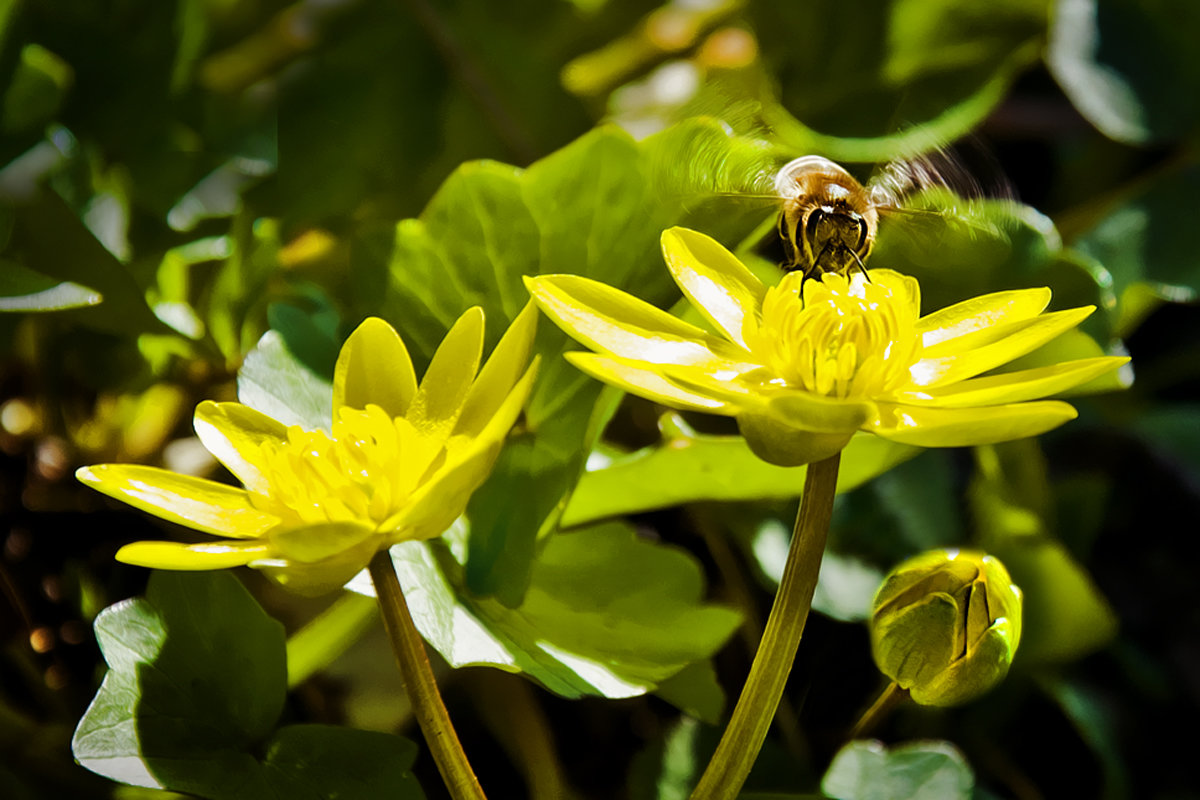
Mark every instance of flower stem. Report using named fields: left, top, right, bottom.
left=689, top=453, right=841, bottom=799
left=369, top=549, right=486, bottom=800
left=849, top=682, right=907, bottom=741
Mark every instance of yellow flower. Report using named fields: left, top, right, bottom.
left=77, top=305, right=539, bottom=596
left=525, top=227, right=1127, bottom=466
left=870, top=549, right=1022, bottom=706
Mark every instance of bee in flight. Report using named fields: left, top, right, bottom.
left=774, top=155, right=879, bottom=279
left=772, top=152, right=982, bottom=280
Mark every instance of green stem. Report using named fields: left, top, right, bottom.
left=849, top=682, right=907, bottom=741
left=690, top=453, right=841, bottom=799
left=369, top=549, right=486, bottom=800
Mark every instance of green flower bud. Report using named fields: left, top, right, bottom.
left=869, top=549, right=1022, bottom=707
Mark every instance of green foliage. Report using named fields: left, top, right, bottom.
left=72, top=571, right=423, bottom=799
left=563, top=418, right=919, bottom=527
left=1047, top=0, right=1200, bottom=144
left=821, top=740, right=974, bottom=800
left=368, top=521, right=739, bottom=703
left=1, top=0, right=1195, bottom=797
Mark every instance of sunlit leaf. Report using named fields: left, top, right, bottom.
left=72, top=571, right=422, bottom=799
left=563, top=423, right=919, bottom=527
left=822, top=740, right=974, bottom=800
left=351, top=123, right=735, bottom=603
left=237, top=329, right=334, bottom=434
left=0, top=258, right=100, bottom=311
left=351, top=522, right=740, bottom=700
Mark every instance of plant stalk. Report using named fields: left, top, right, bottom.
left=849, top=682, right=907, bottom=741
left=690, top=453, right=841, bottom=799
left=369, top=549, right=487, bottom=800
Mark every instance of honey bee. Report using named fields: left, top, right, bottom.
left=773, top=152, right=982, bottom=279
left=657, top=124, right=1002, bottom=279
left=774, top=155, right=878, bottom=278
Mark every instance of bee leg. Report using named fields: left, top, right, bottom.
left=848, top=248, right=872, bottom=283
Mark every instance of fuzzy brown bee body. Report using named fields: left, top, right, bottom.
left=774, top=156, right=881, bottom=278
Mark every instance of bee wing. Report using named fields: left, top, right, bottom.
left=877, top=196, right=1019, bottom=254
left=868, top=148, right=984, bottom=206
left=645, top=119, right=789, bottom=201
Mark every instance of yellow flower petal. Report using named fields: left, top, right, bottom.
left=334, top=317, right=418, bottom=418
left=762, top=390, right=877, bottom=434
left=565, top=353, right=732, bottom=413
left=76, top=464, right=279, bottom=538
left=911, top=307, right=1095, bottom=387
left=525, top=274, right=747, bottom=366
left=866, top=269, right=921, bottom=318
left=408, top=307, right=485, bottom=436
left=193, top=401, right=287, bottom=494
left=661, top=227, right=766, bottom=349
left=868, top=401, right=1078, bottom=447
left=116, top=540, right=269, bottom=570
left=251, top=538, right=381, bottom=598
left=917, top=287, right=1051, bottom=347
left=382, top=360, right=541, bottom=539
left=456, top=300, right=538, bottom=438
left=895, top=357, right=1131, bottom=408
left=471, top=357, right=540, bottom=448
left=268, top=521, right=379, bottom=564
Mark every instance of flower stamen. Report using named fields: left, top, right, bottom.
left=746, top=272, right=921, bottom=400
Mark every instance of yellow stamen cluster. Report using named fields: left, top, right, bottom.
left=251, top=404, right=440, bottom=528
left=748, top=272, right=922, bottom=399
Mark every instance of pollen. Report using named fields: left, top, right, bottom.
left=249, top=405, right=442, bottom=528
left=747, top=271, right=922, bottom=399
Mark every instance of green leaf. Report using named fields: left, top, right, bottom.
left=1039, top=675, right=1130, bottom=800
left=72, top=572, right=423, bottom=800
left=352, top=124, right=714, bottom=603
left=750, top=516, right=884, bottom=623
left=72, top=571, right=286, bottom=795
left=653, top=660, right=726, bottom=724
left=1, top=43, right=72, bottom=134
left=646, top=716, right=702, bottom=800
left=971, top=443, right=1118, bottom=663
left=1129, top=404, right=1200, bottom=487
left=285, top=593, right=379, bottom=689
left=1074, top=160, right=1200, bottom=327
left=0, top=258, right=100, bottom=311
left=355, top=521, right=740, bottom=700
left=563, top=423, right=919, bottom=527
left=4, top=188, right=167, bottom=335
left=992, top=534, right=1117, bottom=664
left=745, top=0, right=1046, bottom=158
left=257, top=725, right=425, bottom=800
left=206, top=216, right=282, bottom=360
left=821, top=740, right=974, bottom=800
left=873, top=195, right=1115, bottom=335
left=1047, top=0, right=1200, bottom=144
left=237, top=329, right=334, bottom=433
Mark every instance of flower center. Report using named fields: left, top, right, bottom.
left=251, top=405, right=444, bottom=527
left=746, top=271, right=922, bottom=399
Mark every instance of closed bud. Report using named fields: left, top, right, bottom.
left=869, top=549, right=1022, bottom=707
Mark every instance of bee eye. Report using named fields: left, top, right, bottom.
left=804, top=209, right=826, bottom=248
left=854, top=217, right=869, bottom=252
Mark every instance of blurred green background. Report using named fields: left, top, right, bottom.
left=2, top=1, right=1199, bottom=798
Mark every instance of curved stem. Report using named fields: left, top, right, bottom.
left=849, top=682, right=907, bottom=741
left=369, top=549, right=487, bottom=800
left=690, top=453, right=841, bottom=799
